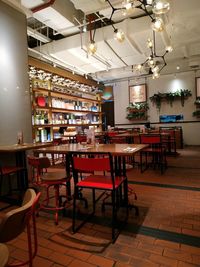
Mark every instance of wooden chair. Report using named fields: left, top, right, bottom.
left=140, top=134, right=167, bottom=174
left=70, top=152, right=128, bottom=243
left=0, top=188, right=41, bottom=267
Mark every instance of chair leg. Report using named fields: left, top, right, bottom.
left=54, top=185, right=60, bottom=225
left=92, top=188, right=95, bottom=213
left=111, top=190, right=116, bottom=242
left=72, top=187, right=78, bottom=233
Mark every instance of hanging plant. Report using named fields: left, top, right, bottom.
left=166, top=92, right=175, bottom=107
left=149, top=92, right=162, bottom=110
left=150, top=89, right=192, bottom=109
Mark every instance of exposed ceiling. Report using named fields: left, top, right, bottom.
left=5, top=0, right=200, bottom=83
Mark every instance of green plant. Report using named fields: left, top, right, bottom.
left=149, top=92, right=162, bottom=110
left=126, top=102, right=148, bottom=120
left=150, top=89, right=192, bottom=110
left=194, top=97, right=200, bottom=104
left=192, top=110, right=200, bottom=117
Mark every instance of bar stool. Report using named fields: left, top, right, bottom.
left=27, top=155, right=71, bottom=225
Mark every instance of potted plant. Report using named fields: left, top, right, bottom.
left=192, top=110, right=200, bottom=118
left=126, top=102, right=148, bottom=120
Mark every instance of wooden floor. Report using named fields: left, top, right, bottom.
left=1, top=145, right=200, bottom=267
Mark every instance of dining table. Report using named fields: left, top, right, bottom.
left=34, top=143, right=148, bottom=203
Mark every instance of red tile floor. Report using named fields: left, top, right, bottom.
left=1, top=146, right=200, bottom=267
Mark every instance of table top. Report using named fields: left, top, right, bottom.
left=34, top=143, right=148, bottom=156
left=0, top=142, right=53, bottom=152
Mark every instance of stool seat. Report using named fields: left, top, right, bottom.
left=41, top=171, right=66, bottom=182
left=0, top=243, right=9, bottom=267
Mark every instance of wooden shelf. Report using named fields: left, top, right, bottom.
left=31, top=79, right=103, bottom=142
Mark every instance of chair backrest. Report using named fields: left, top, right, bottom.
left=140, top=134, right=162, bottom=145
left=27, top=155, right=51, bottom=182
left=75, top=134, right=87, bottom=143
left=70, top=152, right=115, bottom=185
left=0, top=188, right=40, bottom=243
left=109, top=136, right=127, bottom=144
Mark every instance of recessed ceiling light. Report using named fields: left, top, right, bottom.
left=176, top=65, right=180, bottom=70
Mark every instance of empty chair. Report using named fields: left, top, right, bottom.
left=140, top=134, right=167, bottom=174
left=0, top=188, right=41, bottom=267
left=70, top=152, right=128, bottom=243
left=160, top=127, right=177, bottom=155
left=0, top=163, right=26, bottom=210
left=27, top=155, right=71, bottom=225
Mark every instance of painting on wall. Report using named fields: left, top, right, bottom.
left=196, top=77, right=200, bottom=97
left=129, top=84, right=147, bottom=103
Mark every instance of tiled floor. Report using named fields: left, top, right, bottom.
left=1, top=146, right=200, bottom=266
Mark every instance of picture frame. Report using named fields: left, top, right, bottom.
left=129, top=84, right=147, bottom=103
left=196, top=77, right=200, bottom=97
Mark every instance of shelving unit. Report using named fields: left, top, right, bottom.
left=31, top=79, right=103, bottom=142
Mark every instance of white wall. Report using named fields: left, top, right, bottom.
left=0, top=1, right=32, bottom=145
left=112, top=70, right=200, bottom=145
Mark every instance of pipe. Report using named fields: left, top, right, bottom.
left=31, top=0, right=56, bottom=13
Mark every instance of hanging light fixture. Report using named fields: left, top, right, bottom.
left=87, top=16, right=97, bottom=55
left=87, top=40, right=97, bottom=55
left=135, top=30, right=173, bottom=79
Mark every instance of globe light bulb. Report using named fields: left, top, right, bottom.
left=88, top=41, right=97, bottom=55
left=152, top=66, right=159, bottom=73
left=122, top=0, right=135, bottom=16
left=147, top=38, right=153, bottom=48
left=152, top=0, right=170, bottom=15
left=152, top=72, right=160, bottom=79
left=148, top=57, right=155, bottom=67
left=136, top=64, right=143, bottom=71
left=114, top=29, right=125, bottom=42
left=151, top=17, right=165, bottom=32
left=166, top=45, right=173, bottom=52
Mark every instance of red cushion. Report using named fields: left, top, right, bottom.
left=77, top=175, right=126, bottom=190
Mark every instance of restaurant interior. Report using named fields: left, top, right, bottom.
left=0, top=0, right=200, bottom=266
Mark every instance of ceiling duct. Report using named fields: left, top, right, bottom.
left=22, top=0, right=84, bottom=36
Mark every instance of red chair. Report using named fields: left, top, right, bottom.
left=140, top=134, right=167, bottom=174
left=27, top=155, right=71, bottom=225
left=0, top=164, right=26, bottom=210
left=0, top=188, right=41, bottom=267
left=75, top=134, right=87, bottom=143
left=70, top=152, right=128, bottom=243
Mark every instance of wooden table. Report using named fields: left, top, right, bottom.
left=34, top=143, right=147, bottom=197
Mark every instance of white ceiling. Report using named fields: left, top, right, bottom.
left=7, top=0, right=200, bottom=83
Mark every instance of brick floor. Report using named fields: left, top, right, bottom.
left=1, top=146, right=200, bottom=266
